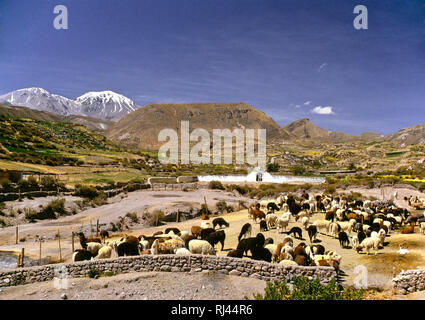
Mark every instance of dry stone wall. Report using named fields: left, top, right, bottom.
left=0, top=255, right=337, bottom=288
left=392, top=269, right=425, bottom=294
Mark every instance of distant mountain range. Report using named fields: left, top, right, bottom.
left=0, top=88, right=424, bottom=150
left=0, top=88, right=138, bottom=120
left=0, top=104, right=113, bottom=132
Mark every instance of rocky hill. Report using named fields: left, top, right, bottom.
left=279, top=118, right=383, bottom=143
left=106, top=102, right=282, bottom=150
left=385, top=123, right=425, bottom=147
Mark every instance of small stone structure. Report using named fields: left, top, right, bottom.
left=177, top=176, right=199, bottom=183
left=147, top=177, right=178, bottom=184
left=0, top=255, right=336, bottom=288
left=392, top=268, right=425, bottom=294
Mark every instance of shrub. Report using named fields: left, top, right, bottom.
left=292, top=165, right=306, bottom=176
left=267, top=163, right=280, bottom=172
left=226, top=184, right=251, bottom=195
left=215, top=200, right=228, bottom=213
left=25, top=199, right=67, bottom=221
left=40, top=176, right=59, bottom=191
left=0, top=178, right=12, bottom=191
left=200, top=203, right=212, bottom=216
left=324, top=184, right=336, bottom=195
left=142, top=210, right=165, bottom=226
left=238, top=200, right=248, bottom=209
left=208, top=180, right=225, bottom=190
left=347, top=192, right=363, bottom=202
left=74, top=184, right=101, bottom=200
left=247, top=277, right=363, bottom=300
left=126, top=212, right=139, bottom=223
left=88, top=268, right=101, bottom=278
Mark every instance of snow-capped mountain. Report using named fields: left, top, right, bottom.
left=0, top=88, right=83, bottom=116
left=0, top=88, right=140, bottom=120
left=75, top=91, right=137, bottom=120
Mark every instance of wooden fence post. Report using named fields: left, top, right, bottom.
left=39, top=239, right=42, bottom=266
left=20, top=248, right=24, bottom=267
left=204, top=196, right=208, bottom=214
left=96, top=220, right=99, bottom=237
left=15, top=226, right=18, bottom=244
left=71, top=230, right=75, bottom=252
left=58, top=229, right=62, bottom=262
left=176, top=210, right=180, bottom=223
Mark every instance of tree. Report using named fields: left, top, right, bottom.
left=267, top=163, right=280, bottom=172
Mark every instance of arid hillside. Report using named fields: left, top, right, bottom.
left=106, top=102, right=282, bottom=150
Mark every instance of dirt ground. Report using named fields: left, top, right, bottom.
left=0, top=271, right=267, bottom=300
left=0, top=185, right=425, bottom=299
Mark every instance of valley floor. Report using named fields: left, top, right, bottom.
left=0, top=186, right=425, bottom=299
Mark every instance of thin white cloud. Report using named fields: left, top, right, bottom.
left=304, top=101, right=311, bottom=105
left=317, top=62, right=328, bottom=72
left=312, top=106, right=335, bottom=115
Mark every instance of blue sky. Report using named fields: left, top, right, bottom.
left=0, top=0, right=424, bottom=134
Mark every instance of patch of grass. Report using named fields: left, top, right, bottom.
left=247, top=277, right=363, bottom=300
left=103, top=271, right=117, bottom=277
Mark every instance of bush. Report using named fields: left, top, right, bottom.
left=142, top=210, right=165, bottom=226
left=292, top=165, right=306, bottom=176
left=74, top=184, right=101, bottom=200
left=226, top=184, right=251, bottom=195
left=267, top=163, right=280, bottom=172
left=324, top=184, right=336, bottom=195
left=247, top=277, right=363, bottom=300
left=347, top=192, right=363, bottom=202
left=126, top=212, right=139, bottom=223
left=40, top=176, right=61, bottom=191
left=215, top=200, right=228, bottom=213
left=348, top=162, right=357, bottom=171
left=88, top=268, right=101, bottom=278
left=208, top=180, right=225, bottom=190
left=25, top=198, right=68, bottom=221
left=0, top=178, right=12, bottom=191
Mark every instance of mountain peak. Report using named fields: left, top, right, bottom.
left=20, top=87, right=50, bottom=94
left=0, top=88, right=139, bottom=120
left=76, top=90, right=138, bottom=120
left=282, top=118, right=329, bottom=139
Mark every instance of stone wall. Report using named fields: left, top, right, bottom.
left=147, top=177, right=178, bottom=184
left=0, top=255, right=337, bottom=288
left=177, top=176, right=199, bottom=183
left=392, top=269, right=425, bottom=294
